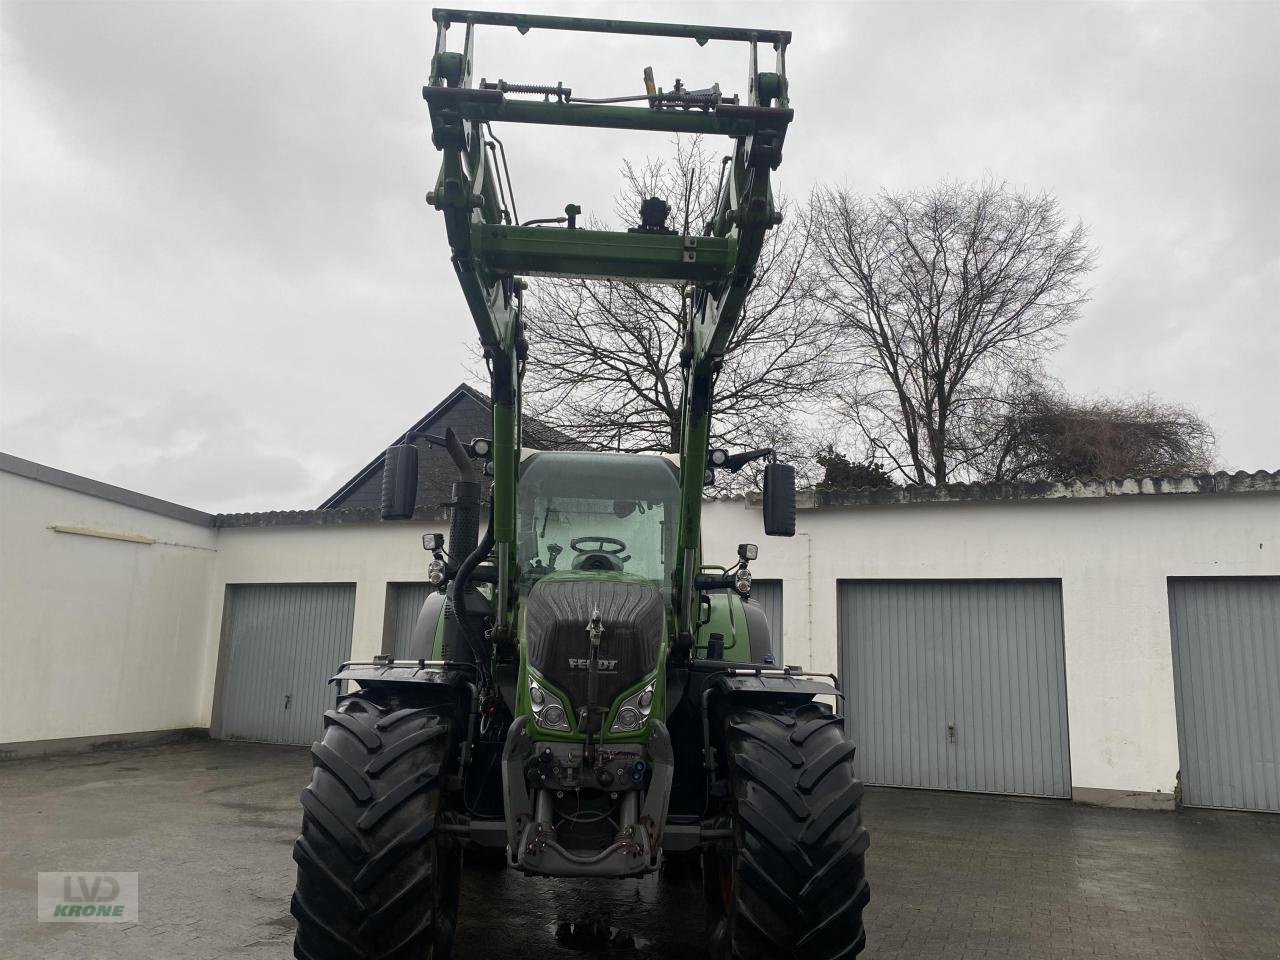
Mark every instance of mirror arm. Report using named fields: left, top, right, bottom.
left=721, top=447, right=773, bottom=473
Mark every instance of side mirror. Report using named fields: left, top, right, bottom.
left=380, top=443, right=418, bottom=520
left=762, top=462, right=796, bottom=537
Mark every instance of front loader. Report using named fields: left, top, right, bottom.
left=291, top=10, right=869, bottom=959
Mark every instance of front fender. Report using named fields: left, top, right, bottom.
left=712, top=670, right=841, bottom=701
left=329, top=660, right=478, bottom=702
left=332, top=660, right=474, bottom=684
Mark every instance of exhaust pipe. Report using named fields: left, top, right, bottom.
left=444, top=428, right=482, bottom=571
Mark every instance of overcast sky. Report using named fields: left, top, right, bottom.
left=2, top=0, right=1277, bottom=513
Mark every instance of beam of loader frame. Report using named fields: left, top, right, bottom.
left=289, top=9, right=870, bottom=960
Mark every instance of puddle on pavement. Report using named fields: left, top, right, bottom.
left=547, top=919, right=651, bottom=952
left=454, top=870, right=706, bottom=960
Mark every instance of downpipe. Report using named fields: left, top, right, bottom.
left=444, top=429, right=482, bottom=578
left=443, top=428, right=489, bottom=672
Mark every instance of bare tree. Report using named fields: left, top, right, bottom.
left=810, top=179, right=1094, bottom=484
left=520, top=138, right=838, bottom=468
left=980, top=383, right=1218, bottom=481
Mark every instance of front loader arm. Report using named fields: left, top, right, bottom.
left=425, top=18, right=523, bottom=636
left=423, top=8, right=792, bottom=644
left=675, top=74, right=789, bottom=645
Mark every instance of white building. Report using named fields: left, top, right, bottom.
left=2, top=391, right=1277, bottom=814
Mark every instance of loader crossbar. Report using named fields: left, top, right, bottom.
left=432, top=8, right=791, bottom=46
left=469, top=224, right=736, bottom=284
left=423, top=85, right=792, bottom=137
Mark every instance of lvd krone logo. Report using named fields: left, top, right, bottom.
left=38, top=870, right=137, bottom=922
left=53, top=875, right=124, bottom=918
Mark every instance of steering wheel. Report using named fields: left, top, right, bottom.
left=570, top=536, right=628, bottom=556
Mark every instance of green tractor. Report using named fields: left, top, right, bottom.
left=291, top=9, right=869, bottom=959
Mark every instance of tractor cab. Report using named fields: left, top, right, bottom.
left=517, top=451, right=678, bottom=589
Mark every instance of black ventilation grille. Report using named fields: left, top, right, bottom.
left=525, top=579, right=664, bottom=715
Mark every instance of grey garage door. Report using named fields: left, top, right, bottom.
left=752, top=579, right=784, bottom=664
left=216, top=583, right=356, bottom=745
left=1169, top=577, right=1280, bottom=812
left=839, top=580, right=1071, bottom=798
left=385, top=582, right=432, bottom=659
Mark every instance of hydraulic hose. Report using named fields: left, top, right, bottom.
left=446, top=509, right=495, bottom=683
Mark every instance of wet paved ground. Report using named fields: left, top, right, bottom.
left=1, top=739, right=1278, bottom=959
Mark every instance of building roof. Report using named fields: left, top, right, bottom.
left=806, top=469, right=1280, bottom=508
left=317, top=382, right=579, bottom=514
left=6, top=448, right=1275, bottom=532
left=0, top=452, right=215, bottom=526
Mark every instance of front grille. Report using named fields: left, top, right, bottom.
left=524, top=579, right=664, bottom=715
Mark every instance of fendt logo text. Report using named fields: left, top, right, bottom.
left=38, top=872, right=138, bottom=922
left=568, top=658, right=618, bottom=671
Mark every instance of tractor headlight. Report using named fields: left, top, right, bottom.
left=541, top=704, right=567, bottom=728
left=427, top=558, right=446, bottom=586
left=610, top=680, right=657, bottom=733
left=734, top=567, right=752, bottom=596
left=528, top=680, right=570, bottom=731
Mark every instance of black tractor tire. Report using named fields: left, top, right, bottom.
left=703, top=701, right=870, bottom=960
left=291, top=690, right=461, bottom=960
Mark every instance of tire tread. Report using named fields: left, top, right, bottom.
left=292, top=692, right=457, bottom=960
left=708, top=701, right=869, bottom=960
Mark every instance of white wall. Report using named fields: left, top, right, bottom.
left=6, top=458, right=1277, bottom=806
left=703, top=494, right=1280, bottom=800
left=198, top=521, right=447, bottom=727
left=0, top=472, right=219, bottom=743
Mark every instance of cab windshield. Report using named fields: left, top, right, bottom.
left=517, top=452, right=679, bottom=593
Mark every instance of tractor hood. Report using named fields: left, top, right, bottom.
left=524, top=574, right=664, bottom=721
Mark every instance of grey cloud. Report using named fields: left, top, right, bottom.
left=2, top=1, right=1276, bottom=514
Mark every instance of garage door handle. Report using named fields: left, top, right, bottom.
left=946, top=723, right=956, bottom=743
left=284, top=694, right=292, bottom=711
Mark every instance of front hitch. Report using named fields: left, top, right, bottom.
left=500, top=714, right=674, bottom=878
